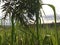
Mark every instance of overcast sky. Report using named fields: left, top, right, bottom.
left=42, top=0, right=60, bottom=15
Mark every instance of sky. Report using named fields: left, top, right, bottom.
left=0, top=3, right=4, bottom=19
left=41, top=0, right=60, bottom=23
left=42, top=0, right=60, bottom=15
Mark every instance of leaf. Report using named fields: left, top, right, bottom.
left=42, top=4, right=56, bottom=24
left=42, top=4, right=58, bottom=45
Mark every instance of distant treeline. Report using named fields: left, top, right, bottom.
left=41, top=23, right=60, bottom=28
left=28, top=23, right=60, bottom=28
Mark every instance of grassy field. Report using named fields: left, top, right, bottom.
left=0, top=24, right=60, bottom=45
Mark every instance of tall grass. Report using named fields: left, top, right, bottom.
left=11, top=13, right=15, bottom=45
left=0, top=23, right=60, bottom=45
left=0, top=0, right=59, bottom=45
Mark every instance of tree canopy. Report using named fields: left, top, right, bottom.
left=2, top=0, right=42, bottom=26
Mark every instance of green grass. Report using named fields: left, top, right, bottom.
left=0, top=25, right=60, bottom=45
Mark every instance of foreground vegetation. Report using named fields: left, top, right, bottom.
left=0, top=0, right=59, bottom=45
left=0, top=24, right=60, bottom=45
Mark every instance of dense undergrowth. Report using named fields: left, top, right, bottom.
left=0, top=0, right=59, bottom=45
left=0, top=24, right=60, bottom=45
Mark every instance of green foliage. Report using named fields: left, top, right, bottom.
left=0, top=25, right=60, bottom=45
left=1, top=0, right=59, bottom=45
left=43, top=35, right=53, bottom=45
left=0, top=35, right=2, bottom=45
